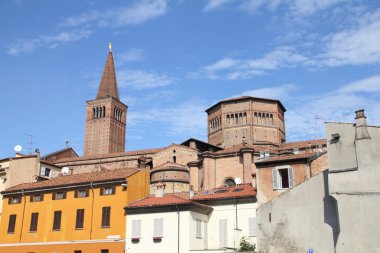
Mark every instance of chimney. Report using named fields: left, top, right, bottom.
left=355, top=109, right=371, bottom=140
left=155, top=182, right=166, bottom=197
left=189, top=185, right=195, bottom=199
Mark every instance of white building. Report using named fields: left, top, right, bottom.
left=125, top=184, right=258, bottom=253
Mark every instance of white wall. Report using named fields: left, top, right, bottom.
left=126, top=202, right=257, bottom=253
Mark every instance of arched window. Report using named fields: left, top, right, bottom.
left=224, top=178, right=236, bottom=187
left=270, top=114, right=274, bottom=125
left=103, top=106, right=106, bottom=118
left=235, top=114, right=238, bottom=125
left=93, top=108, right=96, bottom=119
left=226, top=115, right=230, bottom=126
left=254, top=112, right=257, bottom=124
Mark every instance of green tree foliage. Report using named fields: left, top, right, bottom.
left=238, top=236, right=256, bottom=252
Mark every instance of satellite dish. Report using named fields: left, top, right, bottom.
left=61, top=167, right=70, bottom=175
left=234, top=177, right=242, bottom=185
left=14, top=145, right=22, bottom=153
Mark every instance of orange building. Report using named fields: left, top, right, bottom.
left=0, top=166, right=149, bottom=253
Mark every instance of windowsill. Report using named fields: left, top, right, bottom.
left=153, top=236, right=163, bottom=240
left=7, top=232, right=15, bottom=234
left=273, top=188, right=290, bottom=191
left=101, top=226, right=110, bottom=229
left=29, top=231, right=37, bottom=233
left=75, top=228, right=84, bottom=230
left=196, top=236, right=202, bottom=239
left=53, top=229, right=61, bottom=232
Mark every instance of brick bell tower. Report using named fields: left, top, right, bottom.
left=83, top=43, right=128, bottom=156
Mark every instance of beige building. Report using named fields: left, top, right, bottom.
left=0, top=151, right=62, bottom=221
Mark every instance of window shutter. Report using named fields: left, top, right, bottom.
left=101, top=206, right=111, bottom=227
left=30, top=196, right=33, bottom=202
left=132, top=220, right=141, bottom=238
left=40, top=194, right=44, bottom=201
left=8, top=197, right=11, bottom=205
left=40, top=167, right=45, bottom=176
left=112, top=186, right=116, bottom=195
left=53, top=211, right=62, bottom=230
left=51, top=170, right=55, bottom=177
left=154, top=218, right=163, bottom=237
left=272, top=169, right=278, bottom=189
left=74, top=191, right=78, bottom=198
left=76, top=209, right=84, bottom=229
left=288, top=167, right=294, bottom=188
left=219, top=219, right=227, bottom=248
left=86, top=189, right=90, bottom=197
left=63, top=192, right=67, bottom=199
left=100, top=188, right=104, bottom=196
left=7, top=214, right=17, bottom=233
left=52, top=193, right=56, bottom=200
left=248, top=218, right=257, bottom=237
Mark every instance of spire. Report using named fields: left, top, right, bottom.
left=96, top=43, right=119, bottom=100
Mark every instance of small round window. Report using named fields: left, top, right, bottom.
left=224, top=178, right=236, bottom=187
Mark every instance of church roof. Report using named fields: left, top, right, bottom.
left=96, top=49, right=119, bottom=100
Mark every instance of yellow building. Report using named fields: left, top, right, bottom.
left=0, top=166, right=149, bottom=253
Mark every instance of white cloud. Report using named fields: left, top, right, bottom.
left=203, top=0, right=346, bottom=15
left=7, top=30, right=92, bottom=55
left=195, top=47, right=311, bottom=80
left=284, top=75, right=380, bottom=141
left=240, top=84, right=297, bottom=100
left=118, top=69, right=174, bottom=90
left=290, top=0, right=347, bottom=16
left=322, top=10, right=380, bottom=66
left=203, top=0, right=236, bottom=12
left=61, top=0, right=168, bottom=28
left=117, top=49, right=145, bottom=64
left=128, top=99, right=207, bottom=139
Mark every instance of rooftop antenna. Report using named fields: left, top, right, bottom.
left=65, top=140, right=69, bottom=148
left=24, top=134, right=33, bottom=154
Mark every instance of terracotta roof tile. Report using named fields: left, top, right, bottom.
left=193, top=184, right=256, bottom=201
left=126, top=195, right=193, bottom=209
left=255, top=151, right=326, bottom=164
left=2, top=168, right=138, bottom=194
left=54, top=147, right=165, bottom=163
left=277, top=139, right=326, bottom=151
left=152, top=162, right=188, bottom=172
left=214, top=143, right=275, bottom=155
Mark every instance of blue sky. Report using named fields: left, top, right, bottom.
left=1, top=0, right=380, bottom=157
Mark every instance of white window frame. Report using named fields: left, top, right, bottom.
left=153, top=218, right=163, bottom=238
left=272, top=165, right=294, bottom=190
left=132, top=219, right=141, bottom=239
left=196, top=219, right=202, bottom=238
left=78, top=190, right=87, bottom=198
left=104, top=187, right=113, bottom=195
left=248, top=217, right=257, bottom=237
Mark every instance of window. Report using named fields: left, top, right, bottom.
left=52, top=192, right=66, bottom=200
left=7, top=214, right=16, bottom=233
left=75, top=209, right=85, bottom=229
left=74, top=251, right=82, bottom=253
left=75, top=190, right=89, bottom=198
left=248, top=218, right=257, bottom=237
left=53, top=211, right=62, bottom=231
left=29, top=213, right=39, bottom=232
left=272, top=167, right=294, bottom=189
left=8, top=196, right=21, bottom=204
left=153, top=218, right=163, bottom=239
left=131, top=220, right=141, bottom=239
left=219, top=219, right=227, bottom=248
left=196, top=219, right=202, bottom=238
left=31, top=194, right=43, bottom=202
left=101, top=206, right=111, bottom=227
left=101, top=250, right=109, bottom=253
left=40, top=167, right=51, bottom=177
left=224, top=178, right=236, bottom=187
left=101, top=187, right=115, bottom=196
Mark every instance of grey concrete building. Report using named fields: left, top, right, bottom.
left=257, top=109, right=380, bottom=253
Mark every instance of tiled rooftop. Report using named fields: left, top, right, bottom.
left=276, top=139, right=326, bottom=151
left=2, top=168, right=138, bottom=194
left=255, top=151, right=326, bottom=164
left=125, top=184, right=256, bottom=209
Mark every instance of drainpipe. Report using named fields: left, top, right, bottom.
left=19, top=190, right=26, bottom=242
left=234, top=199, right=238, bottom=251
left=176, top=205, right=180, bottom=253
left=89, top=182, right=95, bottom=240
